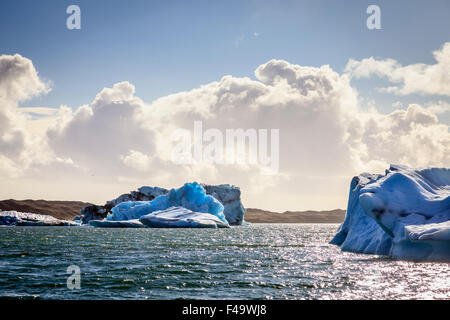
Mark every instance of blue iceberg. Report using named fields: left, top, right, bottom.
left=331, top=165, right=450, bottom=261
left=80, top=184, right=245, bottom=225
left=106, top=182, right=229, bottom=226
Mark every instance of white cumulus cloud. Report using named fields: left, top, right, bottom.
left=345, top=42, right=450, bottom=96
left=0, top=54, right=55, bottom=178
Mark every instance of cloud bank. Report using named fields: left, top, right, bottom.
left=1, top=45, right=449, bottom=211
left=345, top=42, right=450, bottom=96
left=0, top=54, right=53, bottom=178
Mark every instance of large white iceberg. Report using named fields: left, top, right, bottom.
left=139, top=206, right=229, bottom=228
left=106, top=182, right=229, bottom=227
left=330, top=165, right=450, bottom=261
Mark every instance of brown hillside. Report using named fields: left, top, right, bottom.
left=0, top=199, right=93, bottom=220
left=245, top=208, right=345, bottom=223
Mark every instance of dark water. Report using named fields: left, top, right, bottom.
left=0, top=224, right=448, bottom=300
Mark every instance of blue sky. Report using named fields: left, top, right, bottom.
left=1, top=0, right=450, bottom=113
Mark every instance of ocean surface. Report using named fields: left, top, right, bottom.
left=0, top=224, right=448, bottom=300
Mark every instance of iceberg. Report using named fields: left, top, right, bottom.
left=106, top=182, right=229, bottom=226
left=331, top=165, right=450, bottom=261
left=0, top=210, right=78, bottom=226
left=139, top=206, right=230, bottom=228
left=407, top=221, right=450, bottom=241
left=80, top=183, right=245, bottom=225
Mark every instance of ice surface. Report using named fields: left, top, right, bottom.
left=139, top=206, right=230, bottom=228
left=329, top=173, right=392, bottom=255
left=202, top=184, right=246, bottom=225
left=331, top=165, right=450, bottom=261
left=89, top=219, right=145, bottom=228
left=407, top=221, right=450, bottom=241
left=107, top=182, right=229, bottom=225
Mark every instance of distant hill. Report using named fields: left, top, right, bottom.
left=0, top=199, right=92, bottom=220
left=245, top=208, right=345, bottom=223
left=0, top=199, right=345, bottom=223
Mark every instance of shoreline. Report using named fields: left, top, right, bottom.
left=0, top=199, right=345, bottom=224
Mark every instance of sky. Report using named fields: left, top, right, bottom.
left=0, top=0, right=449, bottom=211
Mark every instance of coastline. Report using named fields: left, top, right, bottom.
left=0, top=199, right=345, bottom=224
